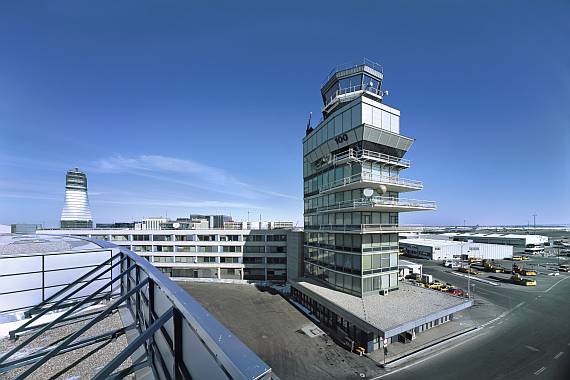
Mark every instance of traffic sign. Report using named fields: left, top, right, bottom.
left=383, top=338, right=388, bottom=348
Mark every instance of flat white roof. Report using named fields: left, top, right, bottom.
left=0, top=233, right=102, bottom=256
left=292, top=278, right=469, bottom=334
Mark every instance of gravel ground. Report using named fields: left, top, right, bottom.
left=0, top=303, right=134, bottom=380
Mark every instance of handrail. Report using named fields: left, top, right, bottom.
left=317, top=196, right=436, bottom=212
left=1, top=237, right=274, bottom=380
left=333, top=148, right=411, bottom=167
left=321, top=58, right=383, bottom=87
left=320, top=172, right=422, bottom=193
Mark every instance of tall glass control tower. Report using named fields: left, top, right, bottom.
left=60, top=168, right=93, bottom=228
left=302, top=59, right=436, bottom=297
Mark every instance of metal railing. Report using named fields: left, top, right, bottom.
left=317, top=196, right=436, bottom=212
left=321, top=58, right=383, bottom=87
left=320, top=172, right=422, bottom=193
left=304, top=224, right=424, bottom=233
left=333, top=148, right=411, bottom=168
left=322, top=85, right=382, bottom=110
left=0, top=240, right=274, bottom=380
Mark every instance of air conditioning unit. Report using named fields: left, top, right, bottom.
left=379, top=289, right=388, bottom=296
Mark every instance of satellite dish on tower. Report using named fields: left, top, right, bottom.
left=377, top=185, right=387, bottom=194
left=363, top=188, right=374, bottom=197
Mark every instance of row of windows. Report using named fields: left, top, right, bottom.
left=91, top=234, right=287, bottom=242
left=305, top=248, right=397, bottom=275
left=131, top=245, right=285, bottom=253
left=304, top=263, right=397, bottom=296
left=305, top=232, right=399, bottom=252
left=148, top=256, right=286, bottom=265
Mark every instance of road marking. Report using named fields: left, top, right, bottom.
left=489, top=326, right=494, bottom=329
left=370, top=333, right=482, bottom=379
left=534, top=366, right=546, bottom=375
left=543, top=276, right=568, bottom=293
left=554, top=352, right=563, bottom=359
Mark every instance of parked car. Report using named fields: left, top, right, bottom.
left=444, top=288, right=465, bottom=297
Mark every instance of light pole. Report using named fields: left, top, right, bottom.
left=533, top=214, right=537, bottom=235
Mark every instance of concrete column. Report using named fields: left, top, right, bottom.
left=240, top=268, right=244, bottom=280
left=217, top=267, right=220, bottom=279
left=264, top=267, right=267, bottom=281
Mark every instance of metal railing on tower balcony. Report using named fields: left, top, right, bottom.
left=317, top=196, right=436, bottom=212
left=304, top=224, right=424, bottom=233
left=319, top=172, right=422, bottom=193
left=321, top=59, right=383, bottom=87
left=0, top=241, right=274, bottom=380
left=332, top=148, right=411, bottom=168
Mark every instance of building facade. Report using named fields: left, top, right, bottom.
left=39, top=227, right=303, bottom=283
left=60, top=168, right=93, bottom=229
left=301, top=59, right=435, bottom=298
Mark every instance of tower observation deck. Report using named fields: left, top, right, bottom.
left=60, top=168, right=93, bottom=229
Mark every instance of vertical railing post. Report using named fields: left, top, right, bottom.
left=173, top=308, right=182, bottom=380
left=148, top=278, right=155, bottom=367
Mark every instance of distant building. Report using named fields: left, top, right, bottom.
left=11, top=224, right=42, bottom=234
left=403, top=232, right=548, bottom=247
left=0, top=224, right=10, bottom=233
left=399, top=238, right=513, bottom=260
left=39, top=222, right=303, bottom=283
left=60, top=168, right=93, bottom=228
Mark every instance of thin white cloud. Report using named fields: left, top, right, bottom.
left=94, top=155, right=300, bottom=201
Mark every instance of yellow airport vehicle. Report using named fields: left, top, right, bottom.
left=458, top=266, right=485, bottom=275
left=482, top=259, right=505, bottom=273
left=558, top=265, right=569, bottom=272
left=509, top=256, right=522, bottom=261
left=510, top=272, right=536, bottom=286
left=468, top=257, right=482, bottom=264
left=513, top=264, right=536, bottom=276
left=521, top=256, right=530, bottom=260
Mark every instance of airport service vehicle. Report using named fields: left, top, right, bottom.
left=509, top=256, right=523, bottom=261
left=468, top=257, right=482, bottom=264
left=482, top=259, right=504, bottom=273
left=442, top=260, right=452, bottom=267
left=510, top=272, right=536, bottom=286
left=513, top=264, right=536, bottom=276
left=559, top=265, right=569, bottom=272
left=520, top=256, right=530, bottom=260
left=525, top=244, right=544, bottom=255
left=458, top=267, right=484, bottom=275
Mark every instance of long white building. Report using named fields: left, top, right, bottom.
left=399, top=238, right=513, bottom=260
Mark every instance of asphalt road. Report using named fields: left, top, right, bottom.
left=379, top=254, right=570, bottom=380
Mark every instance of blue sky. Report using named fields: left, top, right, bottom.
left=1, top=0, right=568, bottom=228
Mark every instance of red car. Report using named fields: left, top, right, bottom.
left=444, top=288, right=465, bottom=297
